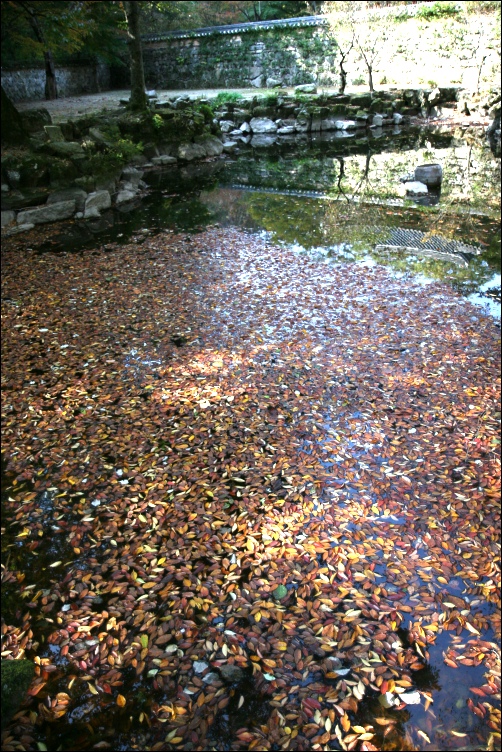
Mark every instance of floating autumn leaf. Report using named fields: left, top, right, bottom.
left=116, top=695, right=126, bottom=707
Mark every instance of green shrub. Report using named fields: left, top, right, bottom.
left=415, top=2, right=461, bottom=19
left=83, top=138, right=143, bottom=177
left=212, top=92, right=244, bottom=107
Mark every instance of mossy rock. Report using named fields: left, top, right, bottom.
left=330, top=104, right=349, bottom=115
left=349, top=93, right=372, bottom=107
left=369, top=99, right=385, bottom=113
left=49, top=158, right=79, bottom=186
left=1, top=660, right=35, bottom=730
left=19, top=108, right=51, bottom=134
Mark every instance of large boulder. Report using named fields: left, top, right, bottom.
left=47, top=141, right=85, bottom=157
left=295, top=84, right=317, bottom=94
left=195, top=135, right=224, bottom=156
left=17, top=199, right=76, bottom=225
left=1, top=210, right=16, bottom=228
left=44, top=125, right=65, bottom=142
left=414, top=163, right=442, bottom=187
left=177, top=142, right=207, bottom=161
left=84, top=190, right=111, bottom=218
left=20, top=108, right=51, bottom=134
left=249, top=118, right=278, bottom=134
left=120, top=167, right=144, bottom=188
left=47, top=188, right=87, bottom=212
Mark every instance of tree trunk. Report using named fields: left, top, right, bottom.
left=124, top=1, right=148, bottom=111
left=26, top=9, right=58, bottom=100
left=1, top=86, right=28, bottom=145
left=368, top=66, right=374, bottom=93
left=339, top=56, right=348, bottom=94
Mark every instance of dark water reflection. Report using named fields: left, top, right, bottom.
left=36, top=126, right=500, bottom=319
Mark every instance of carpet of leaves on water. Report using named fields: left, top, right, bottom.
left=1, top=227, right=500, bottom=752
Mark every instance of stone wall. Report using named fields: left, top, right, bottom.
left=143, top=24, right=337, bottom=90
left=1, top=62, right=111, bottom=103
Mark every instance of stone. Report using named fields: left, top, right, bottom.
left=120, top=167, right=144, bottom=187
left=393, top=112, right=404, bottom=124
left=1, top=211, right=16, bottom=228
left=294, top=114, right=311, bottom=132
left=5, top=223, right=35, bottom=235
left=177, top=143, right=207, bottom=161
left=84, top=190, right=111, bottom=218
left=219, top=120, right=235, bottom=133
left=277, top=125, right=296, bottom=134
left=74, top=176, right=96, bottom=192
left=1, top=659, right=35, bottom=729
left=88, top=127, right=114, bottom=147
left=151, top=155, right=177, bottom=165
left=240, top=122, right=251, bottom=133
left=372, top=114, right=384, bottom=127
left=47, top=188, right=87, bottom=213
left=48, top=141, right=85, bottom=157
left=17, top=199, right=76, bottom=226
left=349, top=93, right=372, bottom=107
left=414, top=163, right=442, bottom=187
left=196, top=135, right=224, bottom=156
left=403, top=181, right=428, bottom=196
left=44, top=125, right=65, bottom=142
left=266, top=77, right=282, bottom=88
left=222, top=141, right=238, bottom=153
left=6, top=170, right=21, bottom=187
left=115, top=190, right=137, bottom=204
left=295, top=84, right=317, bottom=93
left=249, top=118, right=277, bottom=134
left=219, top=664, right=244, bottom=683
left=321, top=118, right=337, bottom=131
left=251, top=75, right=263, bottom=88
left=427, top=87, right=441, bottom=105
left=2, top=184, right=9, bottom=193
left=335, top=120, right=357, bottom=130
left=20, top=108, right=51, bottom=134
left=193, top=661, right=209, bottom=674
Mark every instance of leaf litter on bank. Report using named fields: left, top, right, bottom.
left=1, top=226, right=500, bottom=752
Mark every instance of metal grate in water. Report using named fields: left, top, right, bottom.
left=375, top=228, right=481, bottom=267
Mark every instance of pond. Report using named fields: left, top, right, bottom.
left=1, top=124, right=500, bottom=752
left=38, top=125, right=501, bottom=319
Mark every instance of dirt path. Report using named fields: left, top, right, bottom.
left=1, top=225, right=500, bottom=752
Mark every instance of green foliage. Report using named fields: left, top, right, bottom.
left=197, top=103, right=215, bottom=123
left=1, top=660, right=35, bottom=730
left=415, top=2, right=461, bottom=19
left=82, top=136, right=143, bottom=177
left=212, top=92, right=244, bottom=107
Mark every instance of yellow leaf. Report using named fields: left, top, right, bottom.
left=116, top=694, right=126, bottom=707
left=255, top=611, right=262, bottom=623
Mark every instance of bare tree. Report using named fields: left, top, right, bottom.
left=124, top=1, right=148, bottom=111
left=326, top=1, right=389, bottom=93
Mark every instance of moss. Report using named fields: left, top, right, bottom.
left=1, top=660, right=35, bottom=730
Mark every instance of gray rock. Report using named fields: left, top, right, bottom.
left=193, top=661, right=209, bottom=674
left=6, top=223, right=35, bottom=235
left=48, top=141, right=85, bottom=157
left=251, top=75, right=263, bottom=88
left=219, top=120, right=235, bottom=133
left=1, top=211, right=16, bottom=228
left=178, top=143, right=208, bottom=161
left=151, top=155, right=177, bottom=165
left=294, top=114, right=311, bottom=132
left=88, top=127, right=114, bottom=147
left=47, top=188, right=87, bottom=213
left=20, top=108, right=51, bottom=134
left=403, top=181, right=428, bottom=195
left=196, top=135, right=224, bottom=156
left=84, top=190, right=111, bottom=218
left=427, top=87, right=441, bottom=105
left=266, top=77, right=282, bottom=88
left=6, top=171, right=21, bottom=187
left=240, top=122, right=251, bottom=133
left=222, top=141, right=238, bottom=153
left=250, top=117, right=277, bottom=134
left=414, top=163, right=442, bottom=187
left=116, top=189, right=137, bottom=204
left=295, top=84, right=317, bottom=93
left=44, top=125, right=65, bottom=142
left=393, top=112, right=404, bottom=124
left=277, top=126, right=296, bottom=134
left=2, top=184, right=10, bottom=193
left=372, top=114, right=384, bottom=127
left=335, top=120, right=357, bottom=130
left=75, top=212, right=84, bottom=219
left=120, top=167, right=144, bottom=187
left=219, top=664, right=244, bottom=683
left=17, top=200, right=76, bottom=226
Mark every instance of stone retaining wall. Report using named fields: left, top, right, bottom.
left=1, top=62, right=111, bottom=103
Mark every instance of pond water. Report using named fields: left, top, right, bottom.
left=2, top=125, right=500, bottom=752
left=39, top=125, right=501, bottom=319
